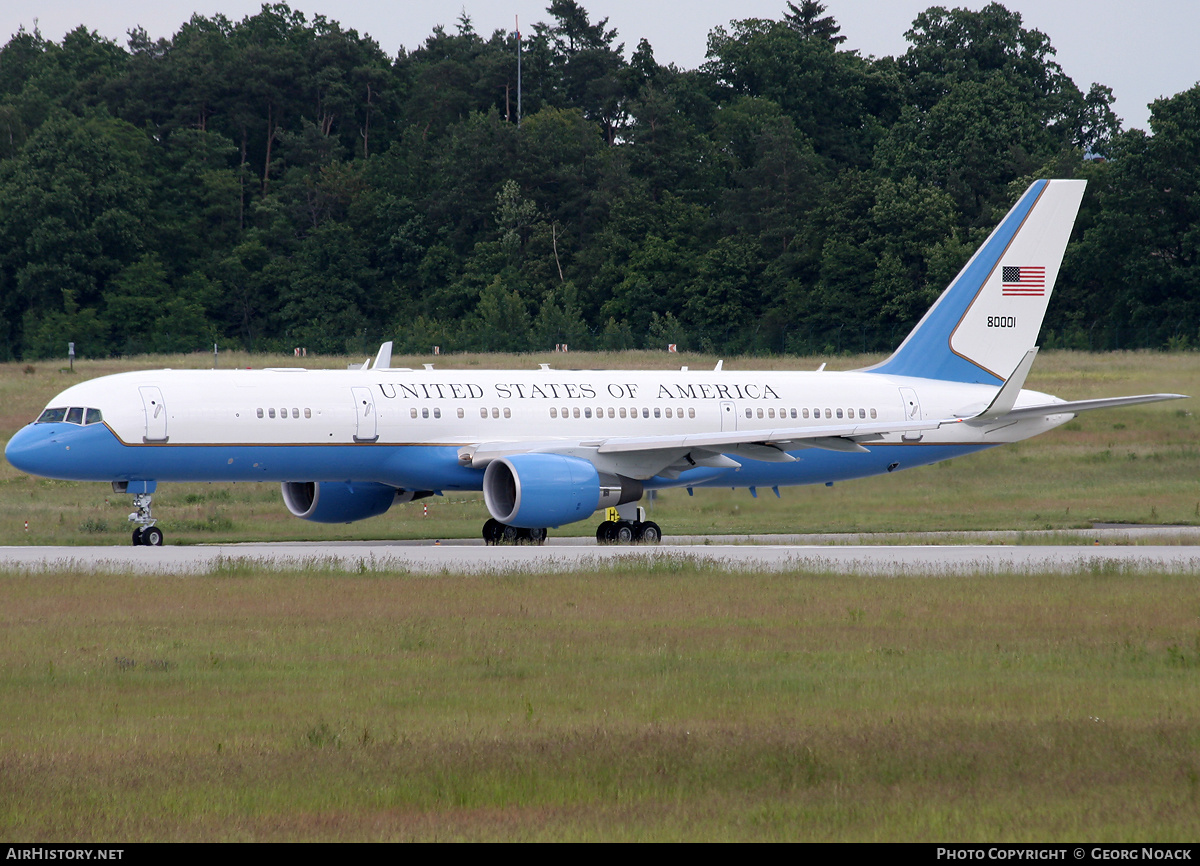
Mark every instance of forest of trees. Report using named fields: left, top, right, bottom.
left=0, top=0, right=1197, bottom=360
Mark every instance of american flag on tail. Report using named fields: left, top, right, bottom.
left=1002, top=266, right=1046, bottom=296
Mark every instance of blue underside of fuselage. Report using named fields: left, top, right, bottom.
left=6, top=422, right=994, bottom=495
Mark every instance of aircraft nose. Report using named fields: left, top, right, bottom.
left=4, top=423, right=62, bottom=476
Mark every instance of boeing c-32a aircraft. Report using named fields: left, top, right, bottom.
left=5, top=179, right=1187, bottom=546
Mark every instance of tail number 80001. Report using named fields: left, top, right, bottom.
left=987, top=316, right=1016, bottom=328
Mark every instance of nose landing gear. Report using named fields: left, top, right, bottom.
left=118, top=483, right=164, bottom=546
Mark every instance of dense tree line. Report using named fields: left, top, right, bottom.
left=0, top=0, right=1196, bottom=360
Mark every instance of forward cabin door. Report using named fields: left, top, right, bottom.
left=352, top=386, right=378, bottom=442
left=139, top=386, right=168, bottom=442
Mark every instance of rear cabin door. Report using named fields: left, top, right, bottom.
left=139, top=386, right=168, bottom=442
left=898, top=387, right=923, bottom=441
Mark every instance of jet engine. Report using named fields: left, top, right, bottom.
left=482, top=453, right=642, bottom=528
left=280, top=481, right=400, bottom=524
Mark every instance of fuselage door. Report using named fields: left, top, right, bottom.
left=352, top=386, right=378, bottom=442
left=139, top=386, right=168, bottom=442
left=899, top=387, right=923, bottom=441
left=720, top=401, right=737, bottom=432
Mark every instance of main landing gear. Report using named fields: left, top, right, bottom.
left=595, top=504, right=661, bottom=545
left=128, top=492, right=164, bottom=546
left=482, top=518, right=548, bottom=545
left=595, top=519, right=661, bottom=545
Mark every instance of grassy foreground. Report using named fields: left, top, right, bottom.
left=1, top=559, right=1198, bottom=841
left=0, top=349, right=1196, bottom=544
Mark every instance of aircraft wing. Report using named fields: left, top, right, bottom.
left=460, top=416, right=960, bottom=479
left=592, top=418, right=950, bottom=454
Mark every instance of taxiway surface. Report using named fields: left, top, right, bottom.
left=3, top=535, right=1199, bottom=574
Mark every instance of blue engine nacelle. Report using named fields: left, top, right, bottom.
left=280, top=481, right=398, bottom=524
left=483, top=453, right=642, bottom=528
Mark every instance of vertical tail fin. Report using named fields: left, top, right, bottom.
left=866, top=179, right=1087, bottom=384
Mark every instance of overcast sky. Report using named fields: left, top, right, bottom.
left=5, top=1, right=1197, bottom=131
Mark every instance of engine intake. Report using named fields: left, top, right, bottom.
left=281, top=481, right=400, bottom=524
left=483, top=453, right=642, bottom=528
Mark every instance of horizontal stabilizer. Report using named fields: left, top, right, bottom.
left=968, top=348, right=1038, bottom=423
left=995, top=393, right=1187, bottom=422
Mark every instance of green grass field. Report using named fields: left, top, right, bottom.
left=2, top=559, right=1199, bottom=841
left=1, top=351, right=1198, bottom=840
left=0, top=349, right=1196, bottom=545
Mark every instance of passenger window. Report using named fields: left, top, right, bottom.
left=492, top=408, right=500, bottom=419
left=745, top=408, right=753, bottom=418
left=859, top=408, right=866, bottom=419
left=824, top=409, right=832, bottom=419
left=620, top=407, right=627, bottom=418
left=433, top=408, right=441, bottom=419
left=757, top=408, right=764, bottom=419
left=573, top=408, right=580, bottom=419
left=269, top=408, right=276, bottom=418
left=654, top=408, right=661, bottom=418
left=585, top=408, right=592, bottom=418
left=550, top=408, right=558, bottom=418
left=665, top=408, right=672, bottom=419
left=768, top=408, right=775, bottom=419
left=870, top=408, right=877, bottom=419
left=411, top=408, right=418, bottom=419
left=790, top=409, right=797, bottom=419
left=503, top=408, right=511, bottom=419
left=688, top=408, right=695, bottom=419
left=836, top=409, right=844, bottom=419
left=643, top=408, right=650, bottom=418
left=85, top=408, right=103, bottom=425
left=457, top=408, right=464, bottom=419
left=280, top=408, right=287, bottom=418
left=422, top=408, right=429, bottom=419
left=803, top=409, right=809, bottom=419
left=257, top=408, right=264, bottom=419
left=304, top=408, right=311, bottom=419
left=291, top=408, right=298, bottom=418
left=608, top=407, right=615, bottom=419
left=481, top=408, right=488, bottom=419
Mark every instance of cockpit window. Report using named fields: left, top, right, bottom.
left=35, top=407, right=103, bottom=425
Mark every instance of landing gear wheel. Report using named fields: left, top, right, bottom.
left=527, top=527, right=548, bottom=546
left=615, top=521, right=635, bottom=544
left=637, top=521, right=661, bottom=544
left=142, top=526, right=164, bottom=546
left=597, top=521, right=617, bottom=544
left=501, top=524, right=520, bottom=544
left=132, top=528, right=145, bottom=546
left=483, top=518, right=502, bottom=545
